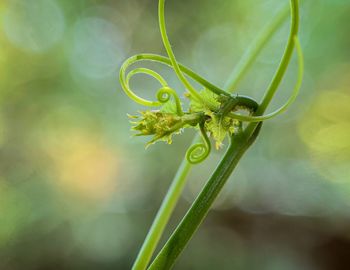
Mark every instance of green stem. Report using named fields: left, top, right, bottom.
left=148, top=124, right=262, bottom=270
left=130, top=4, right=292, bottom=270
left=228, top=37, right=304, bottom=122
left=147, top=0, right=300, bottom=269
left=225, top=5, right=290, bottom=92
left=257, top=0, right=299, bottom=114
left=158, top=0, right=208, bottom=104
left=246, top=0, right=299, bottom=138
left=132, top=161, right=192, bottom=270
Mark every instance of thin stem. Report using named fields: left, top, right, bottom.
left=132, top=161, right=192, bottom=270
left=148, top=0, right=300, bottom=268
left=225, top=5, right=290, bottom=92
left=148, top=124, right=262, bottom=270
left=245, top=0, right=299, bottom=138
left=130, top=5, right=291, bottom=270
left=144, top=35, right=303, bottom=268
left=257, top=0, right=299, bottom=114
left=158, top=0, right=217, bottom=107
left=228, top=37, right=304, bottom=122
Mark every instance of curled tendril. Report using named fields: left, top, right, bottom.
left=121, top=60, right=167, bottom=107
left=120, top=54, right=230, bottom=109
left=126, top=67, right=168, bottom=88
left=156, top=86, right=184, bottom=116
left=122, top=63, right=184, bottom=114
left=186, top=122, right=211, bottom=164
left=119, top=0, right=303, bottom=169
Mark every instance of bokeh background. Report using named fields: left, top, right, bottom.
left=1, top=0, right=350, bottom=269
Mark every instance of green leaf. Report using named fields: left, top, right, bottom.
left=188, top=88, right=220, bottom=113
left=160, top=101, right=178, bottom=114
left=205, top=114, right=239, bottom=149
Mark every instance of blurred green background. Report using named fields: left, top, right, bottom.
left=1, top=0, right=350, bottom=269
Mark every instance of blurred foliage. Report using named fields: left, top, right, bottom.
left=0, top=0, right=350, bottom=269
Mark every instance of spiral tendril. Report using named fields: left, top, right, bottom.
left=156, top=86, right=184, bottom=116
left=186, top=122, right=211, bottom=164
left=119, top=1, right=303, bottom=168
left=120, top=53, right=230, bottom=111
left=120, top=58, right=167, bottom=107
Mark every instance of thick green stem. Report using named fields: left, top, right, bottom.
left=147, top=0, right=300, bottom=269
left=148, top=124, right=262, bottom=270
left=132, top=161, right=192, bottom=270
left=130, top=4, right=292, bottom=270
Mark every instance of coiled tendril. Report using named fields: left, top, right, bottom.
left=119, top=0, right=304, bottom=166
left=186, top=122, right=211, bottom=164
left=156, top=86, right=184, bottom=116
left=119, top=54, right=230, bottom=108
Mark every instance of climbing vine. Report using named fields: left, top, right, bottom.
left=119, top=0, right=303, bottom=269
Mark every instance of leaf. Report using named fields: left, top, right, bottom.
left=160, top=101, right=178, bottom=114
left=188, top=88, right=220, bottom=113
left=205, top=114, right=240, bottom=149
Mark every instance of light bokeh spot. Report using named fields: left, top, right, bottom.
left=69, top=17, right=126, bottom=79
left=3, top=0, right=65, bottom=53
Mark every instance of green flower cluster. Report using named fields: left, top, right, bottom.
left=130, top=89, right=254, bottom=149
left=129, top=111, right=185, bottom=146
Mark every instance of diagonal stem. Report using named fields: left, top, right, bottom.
left=147, top=0, right=300, bottom=269
left=147, top=124, right=262, bottom=270
left=130, top=3, right=293, bottom=270
left=225, top=5, right=290, bottom=92
left=131, top=161, right=192, bottom=270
